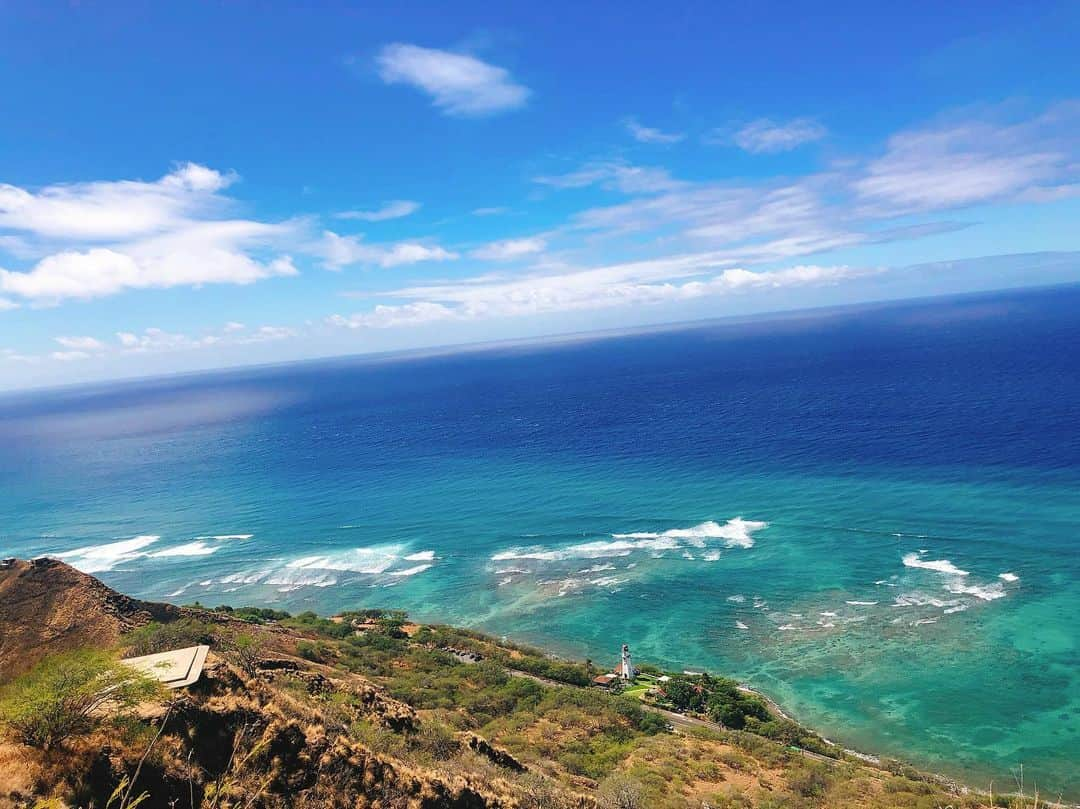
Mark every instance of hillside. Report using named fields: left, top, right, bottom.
left=0, top=559, right=1049, bottom=809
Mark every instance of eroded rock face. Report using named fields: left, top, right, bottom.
left=464, top=735, right=527, bottom=774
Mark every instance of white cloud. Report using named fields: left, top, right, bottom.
left=329, top=253, right=870, bottom=329
left=316, top=230, right=457, bottom=270
left=113, top=321, right=298, bottom=354
left=117, top=327, right=203, bottom=352
left=1, top=230, right=297, bottom=302
left=0, top=297, right=18, bottom=311
left=719, top=118, right=827, bottom=153
left=336, top=200, right=420, bottom=221
left=470, top=237, right=546, bottom=261
left=0, top=163, right=299, bottom=303
left=54, top=335, right=104, bottom=351
left=246, top=325, right=297, bottom=342
left=0, top=162, right=234, bottom=241
left=328, top=301, right=456, bottom=329
left=625, top=118, right=685, bottom=144
left=376, top=43, right=529, bottom=117
left=472, top=206, right=509, bottom=216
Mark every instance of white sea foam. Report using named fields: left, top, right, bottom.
left=735, top=621, right=749, bottom=630
left=491, top=548, right=569, bottom=562
left=998, top=572, right=1019, bottom=582
left=727, top=594, right=746, bottom=603
left=944, top=579, right=1005, bottom=601
left=286, top=546, right=403, bottom=575
left=845, top=600, right=878, bottom=606
left=195, top=534, right=253, bottom=541
left=54, top=535, right=160, bottom=573
left=389, top=563, right=433, bottom=577
left=914, top=618, right=938, bottom=626
left=216, top=545, right=437, bottom=591
left=702, top=550, right=721, bottom=561
left=492, top=517, right=768, bottom=569
left=902, top=552, right=968, bottom=576
left=151, top=540, right=219, bottom=558
left=576, top=563, right=615, bottom=574
left=943, top=604, right=969, bottom=614
left=892, top=593, right=960, bottom=609
left=589, top=575, right=624, bottom=587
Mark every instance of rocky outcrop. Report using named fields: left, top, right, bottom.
left=0, top=561, right=525, bottom=807
left=0, top=557, right=179, bottom=680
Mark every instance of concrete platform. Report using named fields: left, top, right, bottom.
left=123, top=644, right=210, bottom=689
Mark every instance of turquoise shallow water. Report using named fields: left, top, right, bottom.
left=2, top=287, right=1078, bottom=796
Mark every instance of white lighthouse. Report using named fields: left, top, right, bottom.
left=619, top=644, right=634, bottom=681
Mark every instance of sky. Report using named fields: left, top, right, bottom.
left=1, top=0, right=1079, bottom=390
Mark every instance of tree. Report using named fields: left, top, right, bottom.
left=0, top=649, right=160, bottom=750
left=662, top=676, right=706, bottom=713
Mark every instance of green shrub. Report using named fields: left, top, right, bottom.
left=789, top=764, right=831, bottom=798
left=124, top=617, right=215, bottom=656
left=297, top=639, right=334, bottom=663
left=0, top=649, right=160, bottom=750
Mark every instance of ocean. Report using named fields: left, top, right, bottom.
left=2, top=285, right=1078, bottom=797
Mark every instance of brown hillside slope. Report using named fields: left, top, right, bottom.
left=0, top=560, right=1057, bottom=808
left=0, top=558, right=179, bottom=680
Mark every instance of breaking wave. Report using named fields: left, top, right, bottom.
left=216, top=545, right=438, bottom=592
left=493, top=517, right=768, bottom=565
left=151, top=540, right=220, bottom=558
left=53, top=535, right=160, bottom=573
left=612, top=517, right=768, bottom=549
left=902, top=552, right=968, bottom=576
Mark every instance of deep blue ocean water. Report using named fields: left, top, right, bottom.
left=2, top=285, right=1078, bottom=796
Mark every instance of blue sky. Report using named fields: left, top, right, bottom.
left=1, top=1, right=1079, bottom=389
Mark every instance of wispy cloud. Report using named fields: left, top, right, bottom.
left=328, top=257, right=871, bottom=328
left=535, top=161, right=684, bottom=194
left=376, top=43, right=530, bottom=117
left=336, top=200, right=420, bottom=222
left=624, top=118, right=685, bottom=144
left=712, top=117, right=827, bottom=153
left=55, top=335, right=104, bottom=351
left=855, top=106, right=1079, bottom=212
left=469, top=237, right=546, bottom=261
left=315, top=230, right=458, bottom=270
